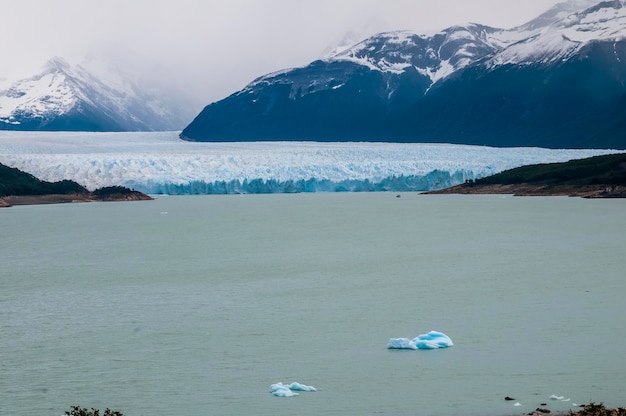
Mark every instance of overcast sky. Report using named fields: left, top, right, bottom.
left=1, top=0, right=565, bottom=110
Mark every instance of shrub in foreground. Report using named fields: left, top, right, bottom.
left=574, top=402, right=626, bottom=416
left=65, top=405, right=123, bottom=416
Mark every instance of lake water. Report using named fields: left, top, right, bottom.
left=1, top=193, right=625, bottom=416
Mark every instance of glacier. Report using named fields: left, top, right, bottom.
left=0, top=131, right=621, bottom=195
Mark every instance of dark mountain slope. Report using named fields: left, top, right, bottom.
left=402, top=40, right=626, bottom=148
left=181, top=1, right=626, bottom=149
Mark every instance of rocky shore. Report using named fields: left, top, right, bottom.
left=0, top=190, right=152, bottom=208
left=427, top=183, right=626, bottom=198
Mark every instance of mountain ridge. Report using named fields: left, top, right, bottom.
left=181, top=0, right=626, bottom=149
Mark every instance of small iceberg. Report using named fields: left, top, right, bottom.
left=288, top=382, right=317, bottom=392
left=388, top=331, right=454, bottom=350
left=271, top=382, right=316, bottom=397
left=550, top=395, right=570, bottom=402
left=271, top=383, right=298, bottom=397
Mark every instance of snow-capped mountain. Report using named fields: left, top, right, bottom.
left=324, top=25, right=513, bottom=84
left=491, top=0, right=626, bottom=66
left=0, top=57, right=188, bottom=132
left=517, top=0, right=600, bottom=31
left=181, top=0, right=626, bottom=149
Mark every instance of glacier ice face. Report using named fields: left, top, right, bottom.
left=388, top=331, right=454, bottom=350
left=0, top=131, right=620, bottom=194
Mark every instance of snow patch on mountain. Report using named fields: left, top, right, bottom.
left=562, top=1, right=626, bottom=42
left=323, top=26, right=509, bottom=84
left=518, top=0, right=605, bottom=31
left=490, top=0, right=626, bottom=66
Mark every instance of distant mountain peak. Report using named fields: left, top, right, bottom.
left=518, top=0, right=601, bottom=30
left=44, top=56, right=72, bottom=71
left=489, top=0, right=626, bottom=67
left=0, top=58, right=188, bottom=132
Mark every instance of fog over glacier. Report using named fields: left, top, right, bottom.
left=0, top=131, right=619, bottom=194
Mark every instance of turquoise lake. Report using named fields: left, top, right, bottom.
left=1, top=193, right=625, bottom=416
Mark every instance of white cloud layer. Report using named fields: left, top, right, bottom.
left=1, top=0, right=564, bottom=109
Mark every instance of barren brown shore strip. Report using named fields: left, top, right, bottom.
left=0, top=191, right=152, bottom=208
left=426, top=183, right=626, bottom=198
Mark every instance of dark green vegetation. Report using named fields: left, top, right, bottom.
left=0, top=162, right=152, bottom=206
left=91, top=185, right=141, bottom=199
left=65, top=406, right=123, bottom=416
left=475, top=153, right=626, bottom=186
left=428, top=153, right=626, bottom=198
left=0, top=162, right=87, bottom=196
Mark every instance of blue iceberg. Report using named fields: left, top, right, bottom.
left=271, top=382, right=317, bottom=397
left=288, top=382, right=317, bottom=392
left=388, top=331, right=453, bottom=350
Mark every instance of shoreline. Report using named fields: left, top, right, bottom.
left=425, top=184, right=626, bottom=198
left=0, top=191, right=153, bottom=208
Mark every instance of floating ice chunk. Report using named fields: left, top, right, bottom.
left=271, top=382, right=299, bottom=397
left=388, top=331, right=453, bottom=350
left=387, top=338, right=417, bottom=349
left=270, top=381, right=316, bottom=397
left=550, top=395, right=570, bottom=401
left=514, top=402, right=522, bottom=407
left=412, top=331, right=454, bottom=349
left=288, top=382, right=317, bottom=392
